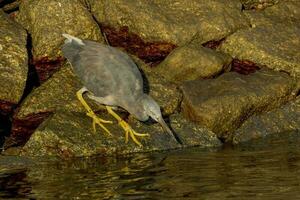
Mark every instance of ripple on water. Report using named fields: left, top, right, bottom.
left=0, top=131, right=300, bottom=199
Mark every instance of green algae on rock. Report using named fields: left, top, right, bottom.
left=219, top=24, right=300, bottom=78
left=181, top=69, right=298, bottom=142
left=233, top=96, right=300, bottom=144
left=90, top=0, right=249, bottom=46
left=0, top=10, right=27, bottom=114
left=19, top=111, right=220, bottom=158
left=155, top=43, right=232, bottom=83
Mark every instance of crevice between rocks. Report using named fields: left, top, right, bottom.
left=0, top=0, right=19, bottom=13
left=202, top=38, right=225, bottom=49
left=19, top=33, right=40, bottom=102
left=4, top=112, right=52, bottom=149
left=2, top=32, right=50, bottom=150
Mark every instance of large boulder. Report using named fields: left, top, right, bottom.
left=233, top=96, right=300, bottom=144
left=19, top=111, right=221, bottom=158
left=219, top=24, right=300, bottom=77
left=0, top=10, right=27, bottom=115
left=181, top=69, right=298, bottom=141
left=155, top=43, right=232, bottom=83
left=90, top=0, right=249, bottom=46
left=16, top=0, right=104, bottom=81
left=244, top=1, right=300, bottom=27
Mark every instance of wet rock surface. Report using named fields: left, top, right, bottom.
left=181, top=69, right=298, bottom=141
left=16, top=0, right=104, bottom=81
left=169, top=113, right=221, bottom=148
left=219, top=24, right=300, bottom=77
left=19, top=111, right=221, bottom=158
left=0, top=10, right=27, bottom=115
left=155, top=43, right=232, bottom=83
left=90, top=0, right=249, bottom=45
left=233, top=96, right=300, bottom=144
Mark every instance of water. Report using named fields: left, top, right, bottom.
left=1, top=132, right=300, bottom=200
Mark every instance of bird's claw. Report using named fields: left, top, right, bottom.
left=86, top=112, right=112, bottom=135
left=119, top=120, right=149, bottom=147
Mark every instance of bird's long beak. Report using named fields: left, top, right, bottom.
left=157, top=117, right=182, bottom=144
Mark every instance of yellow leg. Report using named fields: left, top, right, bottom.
left=76, top=88, right=112, bottom=135
left=106, top=106, right=149, bottom=146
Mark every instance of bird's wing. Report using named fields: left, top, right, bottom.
left=63, top=39, right=144, bottom=102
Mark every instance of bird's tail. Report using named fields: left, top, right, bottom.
left=61, top=34, right=84, bottom=64
left=62, top=33, right=84, bottom=46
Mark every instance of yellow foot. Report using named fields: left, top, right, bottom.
left=119, top=120, right=150, bottom=147
left=106, top=106, right=149, bottom=146
left=86, top=111, right=112, bottom=135
left=76, top=87, right=113, bottom=135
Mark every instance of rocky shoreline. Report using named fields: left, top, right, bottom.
left=0, top=0, right=299, bottom=159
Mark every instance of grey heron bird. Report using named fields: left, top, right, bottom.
left=61, top=34, right=177, bottom=146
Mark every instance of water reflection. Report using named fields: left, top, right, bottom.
left=1, top=132, right=300, bottom=199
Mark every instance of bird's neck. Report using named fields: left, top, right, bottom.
left=131, top=94, right=150, bottom=121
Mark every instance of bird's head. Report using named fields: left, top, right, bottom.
left=141, top=95, right=174, bottom=137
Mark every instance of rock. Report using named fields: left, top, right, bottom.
left=16, top=0, right=104, bottom=81
left=1, top=0, right=20, bottom=12
left=90, top=0, right=249, bottom=46
left=100, top=25, right=177, bottom=65
left=219, top=24, right=300, bottom=77
left=4, top=63, right=101, bottom=148
left=233, top=96, right=300, bottom=144
left=155, top=43, right=232, bottom=83
left=169, top=113, right=221, bottom=148
left=244, top=1, right=300, bottom=27
left=132, top=56, right=183, bottom=115
left=19, top=111, right=220, bottom=158
left=146, top=74, right=182, bottom=116
left=15, top=63, right=90, bottom=120
left=0, top=10, right=27, bottom=115
left=240, top=0, right=279, bottom=10
left=181, top=69, right=298, bottom=141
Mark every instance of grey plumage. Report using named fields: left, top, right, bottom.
left=61, top=34, right=178, bottom=141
